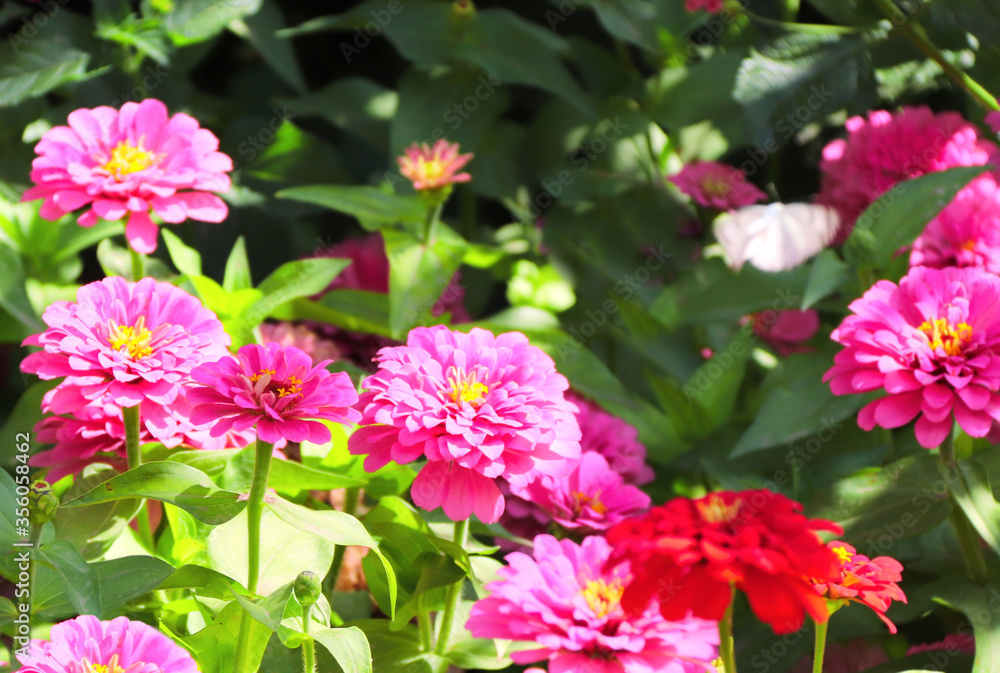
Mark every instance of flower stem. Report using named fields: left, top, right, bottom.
left=812, top=619, right=828, bottom=673
left=129, top=247, right=146, bottom=281
left=328, top=487, right=360, bottom=590
left=302, top=603, right=315, bottom=673
left=232, top=439, right=275, bottom=673
left=423, top=202, right=444, bottom=245
left=940, top=432, right=990, bottom=584
left=434, top=518, right=470, bottom=656
left=418, top=593, right=433, bottom=652
left=123, top=404, right=142, bottom=470
left=719, top=585, right=737, bottom=673
left=873, top=0, right=1000, bottom=111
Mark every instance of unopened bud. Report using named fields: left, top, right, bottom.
left=294, top=571, right=322, bottom=608
left=29, top=481, right=58, bottom=526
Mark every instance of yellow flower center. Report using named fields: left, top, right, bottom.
left=417, top=158, right=447, bottom=183
left=702, top=178, right=731, bottom=198
left=250, top=369, right=303, bottom=398
left=696, top=493, right=743, bottom=524
left=103, top=139, right=157, bottom=178
left=571, top=491, right=607, bottom=516
left=711, top=657, right=725, bottom=673
left=107, top=316, right=153, bottom=360
left=833, top=545, right=854, bottom=564
left=85, top=655, right=125, bottom=673
left=919, top=318, right=972, bottom=356
left=581, top=578, right=624, bottom=618
left=446, top=367, right=489, bottom=407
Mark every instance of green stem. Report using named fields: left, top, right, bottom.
left=423, top=202, right=444, bottom=245
left=418, top=594, right=433, bottom=652
left=873, top=0, right=1000, bottom=111
left=129, top=247, right=146, bottom=281
left=434, top=519, right=471, bottom=656
left=232, top=439, right=275, bottom=673
left=123, top=405, right=142, bottom=470
left=940, top=432, right=990, bottom=584
left=812, top=620, right=828, bottom=673
left=328, top=487, right=360, bottom=589
left=719, top=585, right=737, bottom=673
left=301, top=603, right=315, bottom=673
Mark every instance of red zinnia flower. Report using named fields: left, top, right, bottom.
left=810, top=541, right=906, bottom=633
left=605, top=489, right=843, bottom=634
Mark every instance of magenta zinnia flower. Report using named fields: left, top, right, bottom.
left=816, top=106, right=999, bottom=240
left=17, top=615, right=199, bottom=673
left=187, top=342, right=361, bottom=445
left=21, top=277, right=230, bottom=414
left=567, top=392, right=654, bottom=485
left=21, top=99, right=233, bottom=254
left=685, top=0, right=723, bottom=12
left=824, top=266, right=1000, bottom=448
left=397, top=139, right=473, bottom=191
left=748, top=309, right=820, bottom=356
left=910, top=174, right=1000, bottom=274
left=510, top=452, right=651, bottom=534
left=348, top=325, right=581, bottom=523
left=466, top=534, right=719, bottom=673
left=669, top=161, right=766, bottom=210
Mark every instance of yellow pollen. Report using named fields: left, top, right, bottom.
left=696, top=493, right=743, bottom=525
left=581, top=578, right=624, bottom=618
left=919, top=318, right=972, bottom=356
left=107, top=316, right=153, bottom=360
left=85, top=655, right=125, bottom=673
left=103, top=139, right=157, bottom=178
left=417, top=157, right=447, bottom=182
left=446, top=367, right=489, bottom=406
left=571, top=491, right=607, bottom=516
left=276, top=374, right=303, bottom=398
left=962, top=239, right=977, bottom=252
left=249, top=368, right=277, bottom=383
left=702, top=179, right=731, bottom=197
left=833, top=546, right=854, bottom=564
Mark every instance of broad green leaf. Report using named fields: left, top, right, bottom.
left=235, top=0, right=307, bottom=93
left=276, top=185, right=426, bottom=227
left=942, top=458, right=1000, bottom=557
left=277, top=77, right=396, bottom=151
left=0, top=37, right=92, bottom=107
left=53, top=465, right=142, bottom=560
left=216, top=446, right=366, bottom=495
left=164, top=0, right=264, bottom=45
left=184, top=601, right=267, bottom=673
left=63, top=462, right=246, bottom=525
left=35, top=540, right=102, bottom=616
left=292, top=290, right=392, bottom=338
left=232, top=581, right=295, bottom=631
left=312, top=626, right=373, bottom=673
left=0, top=382, right=56, bottom=468
left=0, top=240, right=41, bottom=333
left=353, top=620, right=450, bottom=673
left=931, top=579, right=1000, bottom=673
left=802, top=249, right=848, bottom=309
left=223, top=236, right=253, bottom=292
left=161, top=229, right=203, bottom=277
left=684, top=331, right=752, bottom=435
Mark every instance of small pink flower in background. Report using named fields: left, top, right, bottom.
left=749, top=309, right=820, bottom=356
left=21, top=99, right=233, bottom=254
left=17, top=615, right=199, bottom=673
left=987, top=111, right=1000, bottom=134
left=810, top=541, right=906, bottom=633
left=790, top=639, right=889, bottom=673
left=907, top=633, right=975, bottom=656
left=510, top=452, right=651, bottom=534
left=685, top=0, right=723, bottom=12
left=816, top=106, right=999, bottom=241
left=669, top=161, right=766, bottom=210
left=21, top=277, right=230, bottom=414
left=260, top=322, right=343, bottom=366
left=567, top=392, right=654, bottom=485
left=187, top=342, right=361, bottom=445
left=348, top=325, right=581, bottom=523
left=824, top=265, right=1000, bottom=448
left=466, top=534, right=719, bottom=673
left=397, top=139, right=473, bottom=191
left=910, top=174, right=1000, bottom=274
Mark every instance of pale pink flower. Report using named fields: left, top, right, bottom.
left=187, top=342, right=361, bottom=445
left=21, top=277, right=230, bottom=414
left=17, top=615, right=199, bottom=673
left=259, top=322, right=343, bottom=366
left=466, top=534, right=719, bottom=673
left=397, top=139, right=472, bottom=190
left=911, top=174, right=1000, bottom=274
left=348, top=325, right=581, bottom=523
left=669, top=161, right=766, bottom=210
left=22, top=99, right=233, bottom=254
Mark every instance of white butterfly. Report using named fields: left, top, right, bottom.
left=713, top=203, right=840, bottom=272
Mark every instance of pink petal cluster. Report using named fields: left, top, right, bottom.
left=987, top=111, right=1000, bottom=134
left=260, top=321, right=343, bottom=366
left=21, top=99, right=233, bottom=254
left=749, top=309, right=820, bottom=356
left=816, top=106, right=1000, bottom=240
left=348, top=325, right=581, bottom=523
left=510, top=452, right=651, bottom=534
left=685, top=0, right=723, bottom=12
left=397, top=139, right=472, bottom=190
left=669, top=161, right=766, bottom=210
left=907, top=633, right=975, bottom=656
left=824, top=266, right=1000, bottom=448
left=187, top=342, right=361, bottom=445
left=567, top=392, right=654, bottom=485
left=17, top=615, right=199, bottom=673
left=790, top=640, right=889, bottom=673
left=910, top=174, right=1000, bottom=274
left=466, top=534, right=719, bottom=673
left=21, top=277, right=230, bottom=414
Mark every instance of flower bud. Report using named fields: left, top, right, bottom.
left=29, top=481, right=59, bottom=527
left=294, top=571, right=322, bottom=608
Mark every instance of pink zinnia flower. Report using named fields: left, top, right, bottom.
left=260, top=321, right=343, bottom=366
left=669, top=161, right=766, bottom=210
left=824, top=266, right=1000, bottom=448
left=567, top=392, right=654, bottom=485
left=466, top=534, right=720, bottom=673
left=17, top=615, right=199, bottom=673
left=910, top=174, right=1000, bottom=274
left=348, top=325, right=581, bottom=523
left=987, top=111, right=1000, bottom=134
left=510, top=452, right=650, bottom=534
left=685, top=0, right=723, bottom=12
left=21, top=277, right=230, bottom=414
left=21, top=99, right=233, bottom=254
left=809, top=541, right=906, bottom=633
left=749, top=309, right=820, bottom=356
left=816, top=106, right=1000, bottom=240
left=791, top=640, right=889, bottom=673
left=187, top=342, right=361, bottom=445
left=907, top=633, right=975, bottom=656
left=397, top=139, right=473, bottom=191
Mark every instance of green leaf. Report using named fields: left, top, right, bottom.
left=63, top=462, right=246, bottom=525
left=292, top=290, right=392, bottom=338
left=161, top=229, right=203, bottom=277
left=53, top=466, right=142, bottom=560
left=223, top=236, right=253, bottom=292
left=232, top=581, right=295, bottom=631
left=846, top=166, right=987, bottom=268
left=312, top=626, right=373, bottom=673
left=0, top=37, right=92, bottom=107
left=34, top=540, right=102, bottom=616
left=276, top=185, right=426, bottom=228
left=235, top=0, right=307, bottom=94
left=0, top=382, right=55, bottom=468
left=930, top=578, right=1000, bottom=673
left=384, top=224, right=467, bottom=336
left=591, top=0, right=660, bottom=52
left=216, top=446, right=366, bottom=495
left=802, top=249, right=848, bottom=309
left=277, top=77, right=396, bottom=151
left=0, top=240, right=41, bottom=333
left=353, top=620, right=450, bottom=673
left=942, top=458, right=1000, bottom=557
left=683, top=331, right=752, bottom=435
left=164, top=0, right=264, bottom=46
